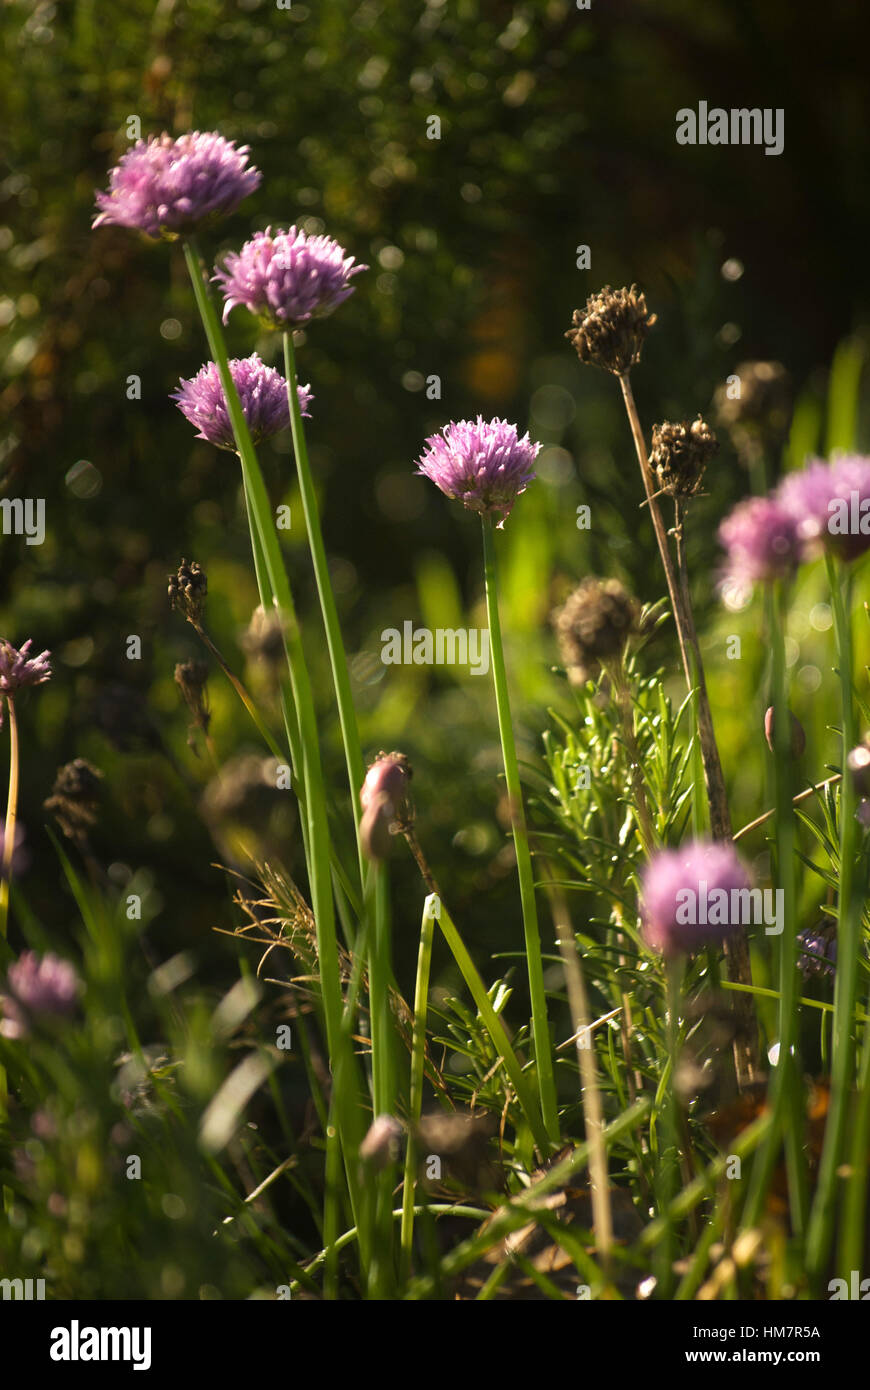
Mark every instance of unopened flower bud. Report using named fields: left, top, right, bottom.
left=359, top=751, right=412, bottom=860
left=360, top=1114, right=404, bottom=1169
left=764, top=707, right=806, bottom=758
left=242, top=605, right=286, bottom=672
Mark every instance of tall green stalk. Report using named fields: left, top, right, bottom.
left=367, top=860, right=397, bottom=1118
left=655, top=957, right=683, bottom=1297
left=807, top=557, right=860, bottom=1285
left=282, top=331, right=367, bottom=882
left=769, top=581, right=808, bottom=1235
left=839, top=901, right=870, bottom=1272
left=401, top=894, right=436, bottom=1278
left=182, top=238, right=371, bottom=1269
left=743, top=582, right=806, bottom=1233
left=481, top=518, right=559, bottom=1145
left=435, top=894, right=550, bottom=1155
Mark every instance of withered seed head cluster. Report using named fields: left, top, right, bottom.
left=174, top=659, right=211, bottom=739
left=650, top=416, right=719, bottom=498
left=553, top=577, right=639, bottom=683
left=168, top=558, right=207, bottom=625
left=43, top=758, right=103, bottom=848
left=713, top=360, right=791, bottom=434
left=565, top=284, right=656, bottom=376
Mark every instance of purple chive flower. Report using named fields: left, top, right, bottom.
left=172, top=354, right=311, bottom=451
left=717, top=495, right=802, bottom=590
left=641, top=839, right=751, bottom=957
left=416, top=416, right=540, bottom=527
left=778, top=455, right=870, bottom=562
left=93, top=131, right=261, bottom=238
left=797, top=927, right=837, bottom=980
left=0, top=639, right=52, bottom=695
left=1, top=951, right=81, bottom=1040
left=215, top=226, right=367, bottom=328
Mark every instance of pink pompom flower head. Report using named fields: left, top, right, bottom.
left=416, top=416, right=540, bottom=528
left=641, top=839, right=752, bottom=957
left=717, top=495, right=802, bottom=596
left=93, top=131, right=261, bottom=239
left=173, top=354, right=312, bottom=452
left=777, top=455, right=870, bottom=563
left=215, top=226, right=367, bottom=329
left=1, top=950, right=81, bottom=1040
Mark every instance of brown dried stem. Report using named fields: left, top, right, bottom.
left=619, top=374, right=757, bottom=1084
left=544, top=870, right=613, bottom=1270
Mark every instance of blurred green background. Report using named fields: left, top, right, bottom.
left=2, top=0, right=870, bottom=1000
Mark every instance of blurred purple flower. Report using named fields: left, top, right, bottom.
left=718, top=495, right=802, bottom=588
left=93, top=131, right=261, bottom=238
left=215, top=226, right=366, bottom=328
left=0, top=822, right=28, bottom=878
left=0, top=639, right=52, bottom=695
left=847, top=743, right=870, bottom=797
left=778, top=455, right=870, bottom=562
left=1, top=951, right=80, bottom=1039
left=641, top=839, right=751, bottom=956
left=797, top=927, right=837, bottom=980
left=416, top=416, right=539, bottom=527
left=172, top=354, right=311, bottom=451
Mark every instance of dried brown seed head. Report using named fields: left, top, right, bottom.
left=565, top=284, right=656, bottom=376
left=168, top=558, right=208, bottom=624
left=43, top=758, right=103, bottom=847
left=713, top=361, right=792, bottom=466
left=650, top=416, right=718, bottom=498
left=553, top=577, right=639, bottom=683
left=174, top=659, right=211, bottom=738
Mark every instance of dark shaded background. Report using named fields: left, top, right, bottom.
left=1, top=0, right=869, bottom=994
